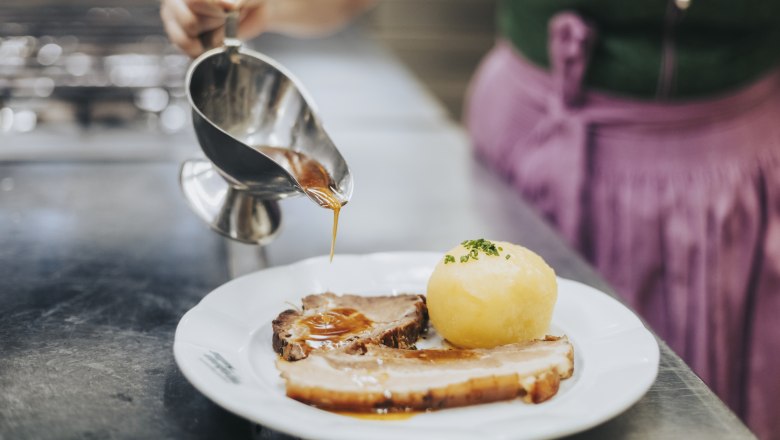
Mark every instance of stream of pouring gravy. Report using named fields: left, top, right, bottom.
left=257, top=146, right=345, bottom=261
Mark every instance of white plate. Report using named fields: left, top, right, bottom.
left=174, top=252, right=659, bottom=440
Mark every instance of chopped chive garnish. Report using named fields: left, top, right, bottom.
left=452, top=239, right=513, bottom=263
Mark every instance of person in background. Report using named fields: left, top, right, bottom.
left=160, top=1, right=780, bottom=438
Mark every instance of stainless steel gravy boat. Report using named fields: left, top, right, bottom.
left=179, top=12, right=353, bottom=244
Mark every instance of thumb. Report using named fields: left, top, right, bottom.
left=218, top=0, right=265, bottom=10
left=217, top=0, right=238, bottom=11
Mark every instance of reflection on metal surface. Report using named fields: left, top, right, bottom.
left=0, top=107, right=37, bottom=133
left=0, top=2, right=192, bottom=136
left=160, top=103, right=188, bottom=134
left=1, top=108, right=15, bottom=132
left=32, top=77, right=55, bottom=97
left=135, top=88, right=169, bottom=113
left=36, top=43, right=62, bottom=66
left=180, top=159, right=282, bottom=245
left=12, top=110, right=37, bottom=132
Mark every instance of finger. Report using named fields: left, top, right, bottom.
left=170, top=0, right=224, bottom=37
left=237, top=6, right=268, bottom=40
left=219, top=0, right=265, bottom=11
left=162, top=8, right=205, bottom=57
left=202, top=27, right=225, bottom=50
left=186, top=0, right=231, bottom=17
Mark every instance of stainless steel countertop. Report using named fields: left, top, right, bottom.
left=0, top=29, right=756, bottom=439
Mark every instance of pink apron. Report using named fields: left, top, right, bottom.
left=465, top=12, right=780, bottom=439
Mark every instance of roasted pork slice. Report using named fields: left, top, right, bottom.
left=277, top=336, right=574, bottom=411
left=272, top=292, right=428, bottom=361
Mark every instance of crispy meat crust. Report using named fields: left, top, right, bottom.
left=279, top=336, right=575, bottom=412
left=285, top=369, right=564, bottom=412
left=272, top=293, right=428, bottom=361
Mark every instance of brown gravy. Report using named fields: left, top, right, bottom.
left=258, top=146, right=345, bottom=261
left=398, top=348, right=479, bottom=362
left=299, top=308, right=373, bottom=342
left=336, top=411, right=418, bottom=421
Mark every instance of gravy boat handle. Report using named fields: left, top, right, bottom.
left=199, top=9, right=241, bottom=51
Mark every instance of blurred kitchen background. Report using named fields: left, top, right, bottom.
left=370, top=0, right=496, bottom=117
left=0, top=0, right=497, bottom=160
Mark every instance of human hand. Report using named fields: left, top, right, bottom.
left=161, top=0, right=376, bottom=57
left=160, top=0, right=268, bottom=57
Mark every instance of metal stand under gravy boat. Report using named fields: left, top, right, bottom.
left=179, top=12, right=353, bottom=246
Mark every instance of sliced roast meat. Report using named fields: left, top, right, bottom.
left=277, top=336, right=574, bottom=411
left=272, top=292, right=428, bottom=361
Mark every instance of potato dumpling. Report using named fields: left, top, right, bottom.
left=426, top=240, right=557, bottom=348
